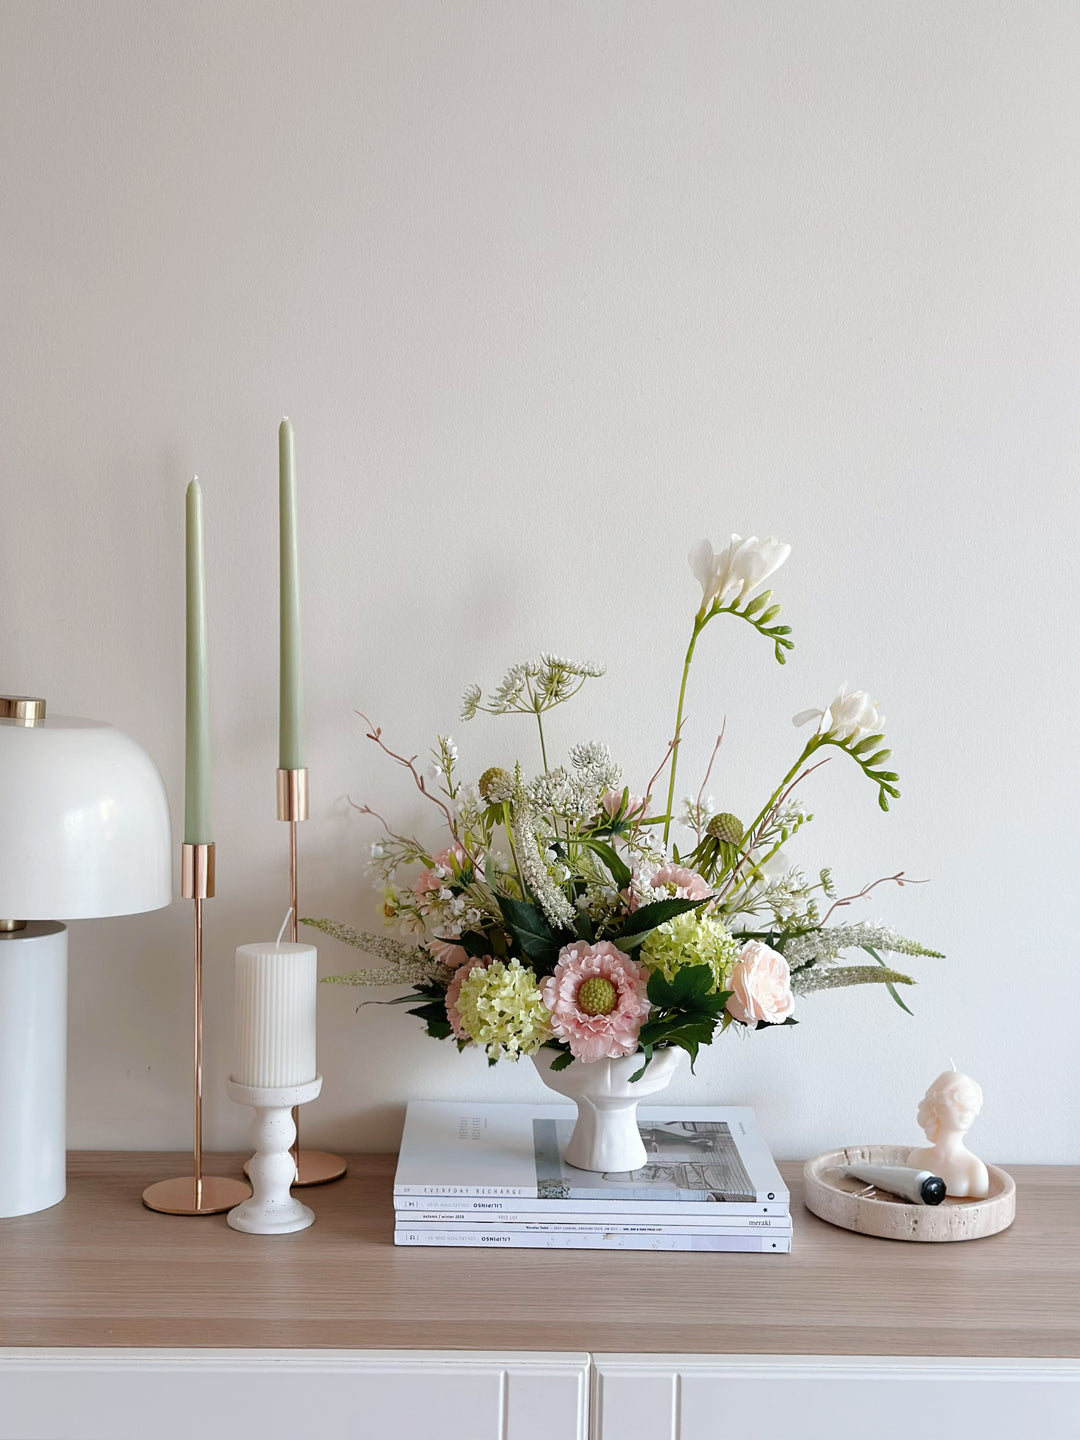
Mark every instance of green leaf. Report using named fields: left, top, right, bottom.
left=576, top=838, right=632, bottom=891
left=612, top=896, right=708, bottom=948
left=407, top=1001, right=454, bottom=1040
left=754, top=1015, right=798, bottom=1030
left=629, top=1043, right=654, bottom=1083
left=496, top=894, right=567, bottom=964
left=548, top=1049, right=574, bottom=1072
left=457, top=930, right=495, bottom=959
left=863, top=945, right=915, bottom=1015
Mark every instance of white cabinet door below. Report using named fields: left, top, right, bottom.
left=592, top=1355, right=1080, bottom=1440
left=0, top=1349, right=589, bottom=1440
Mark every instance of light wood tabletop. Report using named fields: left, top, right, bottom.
left=0, top=1154, right=1075, bottom=1358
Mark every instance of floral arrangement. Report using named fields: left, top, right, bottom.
left=306, top=533, right=940, bottom=1079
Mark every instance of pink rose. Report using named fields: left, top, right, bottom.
left=412, top=842, right=480, bottom=910
left=650, top=863, right=712, bottom=902
left=541, top=941, right=651, bottom=1062
left=445, top=956, right=492, bottom=1041
left=429, top=937, right=472, bottom=970
left=726, top=940, right=794, bottom=1025
left=601, top=788, right=646, bottom=821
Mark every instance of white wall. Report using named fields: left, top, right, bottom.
left=2, top=1, right=1077, bottom=1164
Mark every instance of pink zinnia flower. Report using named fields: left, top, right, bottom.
left=541, top=942, right=651, bottom=1062
left=445, top=956, right=492, bottom=1041
left=650, top=863, right=712, bottom=902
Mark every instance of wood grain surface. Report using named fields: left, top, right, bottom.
left=0, top=1154, right=1075, bottom=1357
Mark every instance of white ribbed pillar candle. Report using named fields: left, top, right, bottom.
left=233, top=941, right=317, bottom=1087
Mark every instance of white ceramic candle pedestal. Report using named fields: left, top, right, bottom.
left=226, top=1076, right=322, bottom=1234
left=532, top=1047, right=684, bottom=1172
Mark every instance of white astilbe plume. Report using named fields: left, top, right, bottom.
left=792, top=964, right=914, bottom=994
left=303, top=918, right=448, bottom=984
left=509, top=777, right=576, bottom=930
left=782, top=922, right=944, bottom=970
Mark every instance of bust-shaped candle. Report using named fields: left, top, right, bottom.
left=907, top=1069, right=990, bottom=1199
left=233, top=941, right=317, bottom=1088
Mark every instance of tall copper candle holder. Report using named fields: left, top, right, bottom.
left=143, top=844, right=252, bottom=1215
left=278, top=768, right=346, bottom=1186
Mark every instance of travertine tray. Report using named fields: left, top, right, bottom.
left=803, top=1144, right=1015, bottom=1242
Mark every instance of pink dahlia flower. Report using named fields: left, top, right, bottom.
left=541, top=942, right=651, bottom=1062
left=650, top=863, right=712, bottom=902
left=445, top=956, right=492, bottom=1040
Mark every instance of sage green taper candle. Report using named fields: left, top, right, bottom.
left=184, top=478, right=212, bottom=844
left=279, top=418, right=304, bottom=770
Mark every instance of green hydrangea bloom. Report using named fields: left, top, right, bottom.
left=455, top=958, right=553, bottom=1061
left=641, top=910, right=739, bottom=992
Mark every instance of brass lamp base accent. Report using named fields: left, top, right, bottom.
left=142, top=1174, right=251, bottom=1216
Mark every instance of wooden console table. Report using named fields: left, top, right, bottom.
left=0, top=1153, right=1077, bottom=1439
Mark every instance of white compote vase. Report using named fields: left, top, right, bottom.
left=531, top=1045, right=684, bottom=1173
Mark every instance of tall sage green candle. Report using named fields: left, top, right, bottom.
left=184, top=478, right=212, bottom=844
left=279, top=418, right=304, bottom=770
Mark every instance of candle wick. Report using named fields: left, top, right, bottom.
left=948, top=1056, right=957, bottom=1072
left=277, top=908, right=294, bottom=946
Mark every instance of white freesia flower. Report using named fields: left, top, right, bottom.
left=793, top=684, right=884, bottom=744
left=689, top=534, right=791, bottom=611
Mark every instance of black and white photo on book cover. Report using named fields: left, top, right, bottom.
left=533, top=1117, right=756, bottom=1200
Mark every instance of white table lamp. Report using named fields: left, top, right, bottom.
left=0, top=696, right=172, bottom=1217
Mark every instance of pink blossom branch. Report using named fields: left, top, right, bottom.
left=355, top=712, right=484, bottom=872
left=347, top=799, right=416, bottom=850
left=694, top=720, right=726, bottom=843
left=714, top=756, right=832, bottom=904
left=822, top=871, right=928, bottom=925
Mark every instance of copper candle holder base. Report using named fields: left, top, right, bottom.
left=142, top=1174, right=252, bottom=1216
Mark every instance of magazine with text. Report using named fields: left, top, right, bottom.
left=395, top=1101, right=788, bottom=1206
left=394, top=1226, right=792, bottom=1252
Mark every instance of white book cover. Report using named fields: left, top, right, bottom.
left=394, top=1227, right=792, bottom=1253
left=392, top=1217, right=792, bottom=1237
left=395, top=1209, right=792, bottom=1229
left=394, top=1100, right=788, bottom=1207
left=394, top=1194, right=787, bottom=1217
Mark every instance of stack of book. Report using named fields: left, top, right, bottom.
left=394, top=1100, right=792, bottom=1252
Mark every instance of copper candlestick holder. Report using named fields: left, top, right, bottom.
left=142, top=843, right=252, bottom=1215
left=277, top=768, right=346, bottom=1187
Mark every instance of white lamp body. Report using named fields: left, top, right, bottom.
left=0, top=923, right=67, bottom=1216
left=0, top=711, right=172, bottom=1218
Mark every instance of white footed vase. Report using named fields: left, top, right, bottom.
left=532, top=1046, right=684, bottom=1172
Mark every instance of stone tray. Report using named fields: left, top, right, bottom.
left=803, top=1143, right=1015, bottom=1242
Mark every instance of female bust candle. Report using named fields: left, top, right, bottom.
left=233, top=939, right=317, bottom=1088
left=907, top=1069, right=990, bottom=1199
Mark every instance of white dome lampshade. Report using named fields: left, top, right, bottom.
left=0, top=710, right=172, bottom=918
left=0, top=697, right=173, bottom=1218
